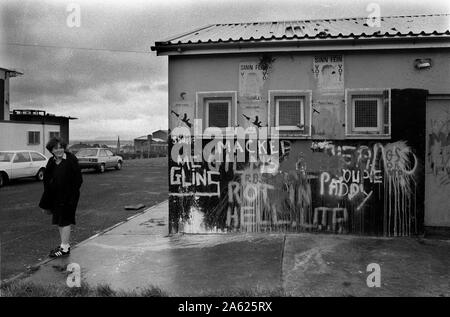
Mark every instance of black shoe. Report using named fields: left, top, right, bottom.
left=49, top=246, right=61, bottom=253
left=49, top=246, right=70, bottom=258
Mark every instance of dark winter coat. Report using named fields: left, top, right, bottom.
left=39, top=151, right=83, bottom=214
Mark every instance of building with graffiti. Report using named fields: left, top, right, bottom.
left=152, top=14, right=450, bottom=236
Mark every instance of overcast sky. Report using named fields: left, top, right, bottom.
left=0, top=0, right=449, bottom=140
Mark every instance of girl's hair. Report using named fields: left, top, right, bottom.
left=46, top=137, right=67, bottom=153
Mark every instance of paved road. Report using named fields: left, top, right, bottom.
left=0, top=157, right=168, bottom=280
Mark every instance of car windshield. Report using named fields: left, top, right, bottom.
left=0, top=152, right=14, bottom=162
left=76, top=149, right=98, bottom=157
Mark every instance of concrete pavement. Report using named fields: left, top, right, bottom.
left=0, top=157, right=168, bottom=280
left=17, top=201, right=450, bottom=296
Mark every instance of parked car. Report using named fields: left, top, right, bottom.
left=0, top=150, right=49, bottom=187
left=75, top=148, right=123, bottom=173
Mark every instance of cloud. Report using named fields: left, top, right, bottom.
left=1, top=0, right=448, bottom=140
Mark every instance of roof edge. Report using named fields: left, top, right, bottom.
left=151, top=23, right=215, bottom=50
left=154, top=35, right=450, bottom=55
left=151, top=13, right=450, bottom=53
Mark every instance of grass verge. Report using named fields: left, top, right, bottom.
left=0, top=281, right=167, bottom=297
left=0, top=280, right=287, bottom=297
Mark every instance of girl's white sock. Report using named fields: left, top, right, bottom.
left=60, top=244, right=70, bottom=252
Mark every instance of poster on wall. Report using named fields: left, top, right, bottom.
left=313, top=55, right=344, bottom=91
left=238, top=62, right=266, bottom=128
left=312, top=55, right=345, bottom=138
left=239, top=62, right=264, bottom=101
left=170, top=101, right=194, bottom=132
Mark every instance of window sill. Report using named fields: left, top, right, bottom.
left=345, top=134, right=391, bottom=140
left=274, top=133, right=311, bottom=139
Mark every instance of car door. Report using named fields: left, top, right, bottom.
left=105, top=150, right=115, bottom=167
left=11, top=152, right=33, bottom=178
left=98, top=149, right=108, bottom=167
left=0, top=152, right=14, bottom=178
left=30, top=152, right=47, bottom=174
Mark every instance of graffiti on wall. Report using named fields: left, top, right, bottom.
left=238, top=62, right=268, bottom=129
left=169, top=135, right=420, bottom=236
left=425, top=103, right=450, bottom=226
left=171, top=102, right=194, bottom=130
left=428, top=118, right=450, bottom=186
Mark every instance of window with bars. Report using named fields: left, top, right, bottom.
left=275, top=97, right=304, bottom=130
left=28, top=131, right=40, bottom=145
left=346, top=89, right=390, bottom=137
left=206, top=100, right=230, bottom=128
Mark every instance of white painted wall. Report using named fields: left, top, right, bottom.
left=0, top=122, right=60, bottom=157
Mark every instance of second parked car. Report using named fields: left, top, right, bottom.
left=75, top=148, right=123, bottom=173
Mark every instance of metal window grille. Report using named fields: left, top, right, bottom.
left=347, top=90, right=390, bottom=136
left=208, top=102, right=229, bottom=128
left=276, top=97, right=304, bottom=130
left=354, top=99, right=378, bottom=128
left=351, top=94, right=383, bottom=133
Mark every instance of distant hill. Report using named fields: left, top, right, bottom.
left=70, top=140, right=133, bottom=147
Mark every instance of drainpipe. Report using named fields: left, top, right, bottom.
left=42, top=118, right=46, bottom=155
left=41, top=111, right=48, bottom=155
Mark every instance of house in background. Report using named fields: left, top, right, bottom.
left=152, top=129, right=168, bottom=141
left=153, top=14, right=450, bottom=236
left=121, top=144, right=135, bottom=154
left=133, top=130, right=168, bottom=158
left=0, top=68, right=76, bottom=156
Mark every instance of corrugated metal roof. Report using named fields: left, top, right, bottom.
left=155, top=14, right=450, bottom=46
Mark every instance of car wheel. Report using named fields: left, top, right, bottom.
left=115, top=161, right=122, bottom=170
left=0, top=172, right=7, bottom=187
left=36, top=168, right=45, bottom=181
left=98, top=164, right=106, bottom=173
